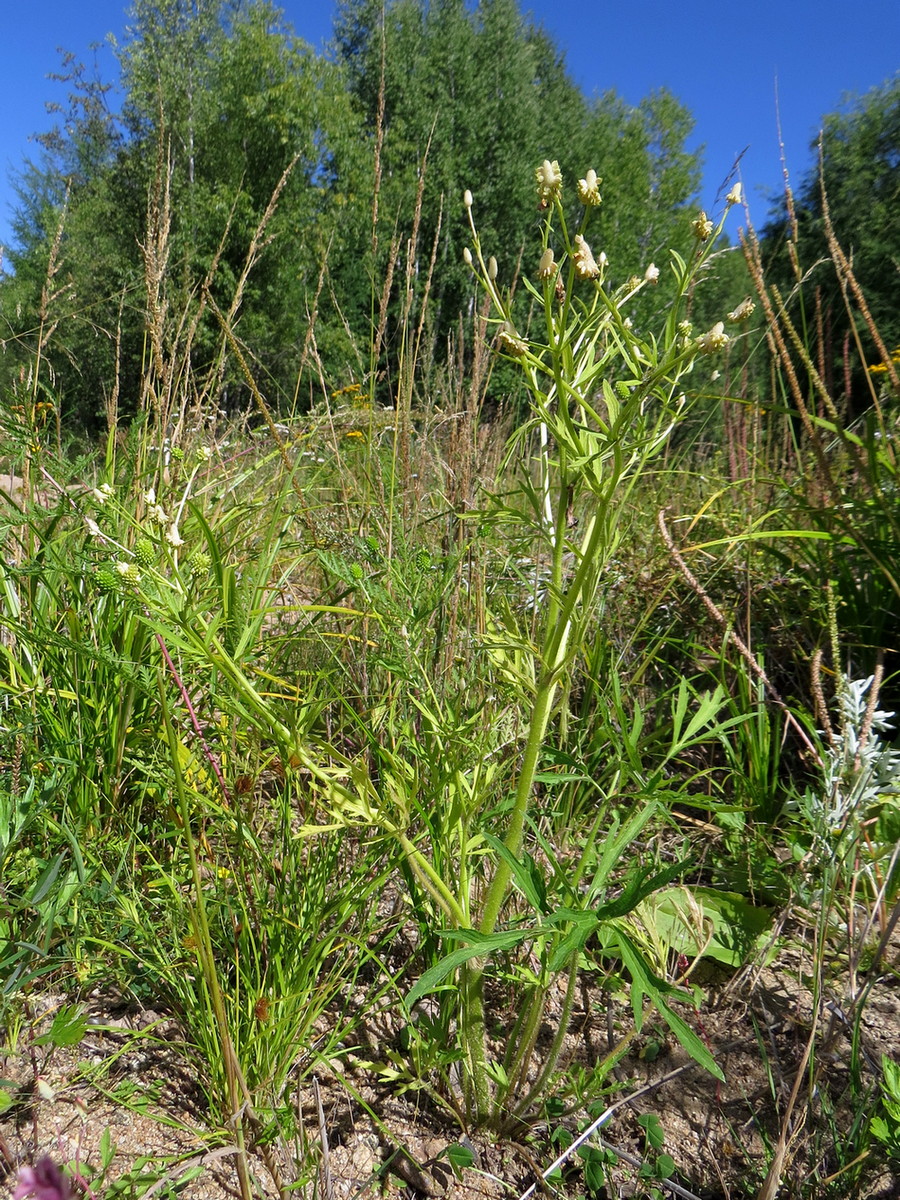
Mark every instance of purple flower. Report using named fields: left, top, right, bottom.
left=13, top=1158, right=72, bottom=1200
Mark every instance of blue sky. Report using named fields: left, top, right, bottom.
left=2, top=0, right=898, bottom=259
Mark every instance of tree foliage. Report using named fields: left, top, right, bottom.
left=1, top=0, right=714, bottom=432
left=334, top=0, right=704, bottom=357
left=759, top=74, right=900, bottom=407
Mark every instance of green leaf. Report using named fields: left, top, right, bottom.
left=589, top=801, right=659, bottom=894
left=656, top=1001, right=723, bottom=1082
left=406, top=927, right=532, bottom=1007
left=546, top=909, right=601, bottom=972
left=656, top=1154, right=676, bottom=1179
left=639, top=886, right=773, bottom=967
left=578, top=1144, right=612, bottom=1195
left=638, top=1113, right=665, bottom=1151
left=882, top=1054, right=900, bottom=1100
left=440, top=1143, right=475, bottom=1173
left=34, top=1004, right=88, bottom=1048
left=533, top=771, right=590, bottom=784
left=26, top=855, right=63, bottom=906
left=592, top=860, right=688, bottom=922
left=615, top=931, right=724, bottom=1081
left=481, top=833, right=547, bottom=914
left=99, top=1127, right=116, bottom=1170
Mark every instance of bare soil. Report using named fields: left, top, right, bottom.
left=2, top=928, right=898, bottom=1200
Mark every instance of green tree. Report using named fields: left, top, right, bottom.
left=760, top=74, right=900, bottom=407
left=333, top=0, right=705, bottom=390
left=1, top=0, right=369, bottom=430
left=2, top=0, right=717, bottom=431
left=0, top=45, right=135, bottom=431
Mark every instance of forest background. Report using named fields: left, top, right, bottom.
left=0, top=0, right=896, bottom=430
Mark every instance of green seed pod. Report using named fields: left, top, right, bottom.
left=134, top=538, right=155, bottom=568
left=189, top=550, right=212, bottom=574
left=95, top=568, right=119, bottom=595
left=117, top=562, right=142, bottom=586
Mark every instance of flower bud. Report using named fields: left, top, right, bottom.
left=463, top=246, right=473, bottom=266
left=535, top=159, right=562, bottom=204
left=14, top=1157, right=73, bottom=1200
left=463, top=189, right=473, bottom=209
left=726, top=182, right=743, bottom=206
left=538, top=247, right=556, bottom=281
left=692, top=211, right=714, bottom=241
left=189, top=549, right=212, bottom=574
left=134, top=538, right=155, bottom=567
left=644, top=263, right=660, bottom=283
left=573, top=234, right=599, bottom=279
left=95, top=567, right=119, bottom=595
left=576, top=169, right=602, bottom=206
left=488, top=256, right=498, bottom=281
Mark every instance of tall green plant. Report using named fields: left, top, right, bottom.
left=430, top=165, right=742, bottom=1123
left=294, top=165, right=747, bottom=1130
